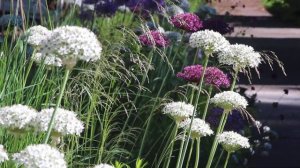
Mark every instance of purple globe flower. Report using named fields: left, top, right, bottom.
left=177, top=65, right=203, bottom=83
left=205, top=67, right=230, bottom=88
left=139, top=31, right=169, bottom=47
left=171, top=13, right=203, bottom=32
left=177, top=65, right=230, bottom=88
left=126, top=0, right=165, bottom=16
left=206, top=108, right=245, bottom=132
left=82, top=0, right=118, bottom=16
left=202, top=18, right=234, bottom=35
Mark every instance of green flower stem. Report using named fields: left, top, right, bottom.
left=164, top=124, right=179, bottom=168
left=205, top=69, right=239, bottom=168
left=224, top=152, right=231, bottom=168
left=178, top=53, right=210, bottom=168
left=175, top=130, right=186, bottom=168
left=185, top=139, right=194, bottom=168
left=213, top=149, right=224, bottom=168
left=202, top=85, right=213, bottom=119
left=43, top=69, right=70, bottom=144
left=205, top=111, right=227, bottom=168
left=194, top=138, right=200, bottom=168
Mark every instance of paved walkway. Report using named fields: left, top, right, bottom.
left=212, top=1, right=300, bottom=167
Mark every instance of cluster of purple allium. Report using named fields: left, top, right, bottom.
left=170, top=13, right=203, bottom=32
left=127, top=0, right=165, bottom=13
left=205, top=67, right=230, bottom=88
left=83, top=0, right=118, bottom=16
left=139, top=31, right=169, bottom=47
left=206, top=108, right=245, bottom=132
left=177, top=65, right=230, bottom=88
left=177, top=64, right=203, bottom=83
left=202, top=18, right=234, bottom=35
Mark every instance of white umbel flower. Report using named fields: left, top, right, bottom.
left=189, top=30, right=230, bottom=53
left=33, top=108, right=84, bottom=136
left=38, top=26, right=102, bottom=69
left=210, top=91, right=248, bottom=110
left=0, top=145, right=9, bottom=163
left=32, top=53, right=63, bottom=67
left=94, top=163, right=115, bottom=168
left=0, top=104, right=37, bottom=130
left=218, top=44, right=262, bottom=70
left=25, top=25, right=51, bottom=47
left=217, top=131, right=250, bottom=152
left=179, top=118, right=213, bottom=138
left=163, top=102, right=194, bottom=122
left=12, top=144, right=67, bottom=168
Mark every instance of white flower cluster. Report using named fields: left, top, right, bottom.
left=163, top=102, right=194, bottom=122
left=210, top=91, right=248, bottom=110
left=189, top=30, right=230, bottom=54
left=32, top=53, right=63, bottom=67
left=13, top=144, right=67, bottom=168
left=33, top=108, right=84, bottom=136
left=218, top=44, right=262, bottom=70
left=0, top=145, right=9, bottom=163
left=0, top=104, right=37, bottom=130
left=38, top=26, right=102, bottom=68
left=217, top=131, right=250, bottom=152
left=25, top=25, right=51, bottom=47
left=179, top=118, right=213, bottom=138
left=94, top=163, right=115, bottom=168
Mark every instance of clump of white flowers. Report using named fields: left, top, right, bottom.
left=94, top=163, right=115, bottom=168
left=0, top=145, right=9, bottom=163
left=25, top=25, right=51, bottom=47
left=210, top=91, right=248, bottom=110
left=13, top=144, right=67, bottom=168
left=189, top=30, right=230, bottom=54
left=0, top=104, right=37, bottom=131
left=33, top=108, right=84, bottom=137
left=163, top=102, right=194, bottom=122
left=218, top=44, right=262, bottom=70
left=38, top=26, right=102, bottom=69
left=32, top=53, right=63, bottom=67
left=179, top=118, right=213, bottom=138
left=217, top=131, right=250, bottom=152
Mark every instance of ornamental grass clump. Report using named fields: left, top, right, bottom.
left=162, top=102, right=194, bottom=123
left=12, top=144, right=67, bottom=168
left=179, top=118, right=213, bottom=139
left=170, top=13, right=203, bottom=32
left=33, top=108, right=84, bottom=137
left=0, top=145, right=8, bottom=163
left=0, top=104, right=37, bottom=134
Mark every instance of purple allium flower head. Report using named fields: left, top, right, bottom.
left=82, top=0, right=118, bottom=16
left=171, top=13, right=203, bottom=32
left=202, top=18, right=234, bottom=35
left=205, top=67, right=230, bottom=88
left=177, top=65, right=230, bottom=88
left=177, top=64, right=203, bottom=83
left=139, top=31, right=169, bottom=47
left=207, top=108, right=245, bottom=132
left=126, top=0, right=165, bottom=13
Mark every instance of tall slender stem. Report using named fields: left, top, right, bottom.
left=43, top=69, right=70, bottom=144
left=178, top=53, right=210, bottom=168
left=224, top=152, right=231, bottom=168
left=205, top=70, right=239, bottom=168
left=213, top=149, right=224, bottom=168
left=165, top=124, right=178, bottom=168
left=185, top=139, right=194, bottom=168
left=194, top=138, right=200, bottom=168
left=175, top=130, right=186, bottom=168
left=202, top=85, right=213, bottom=119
